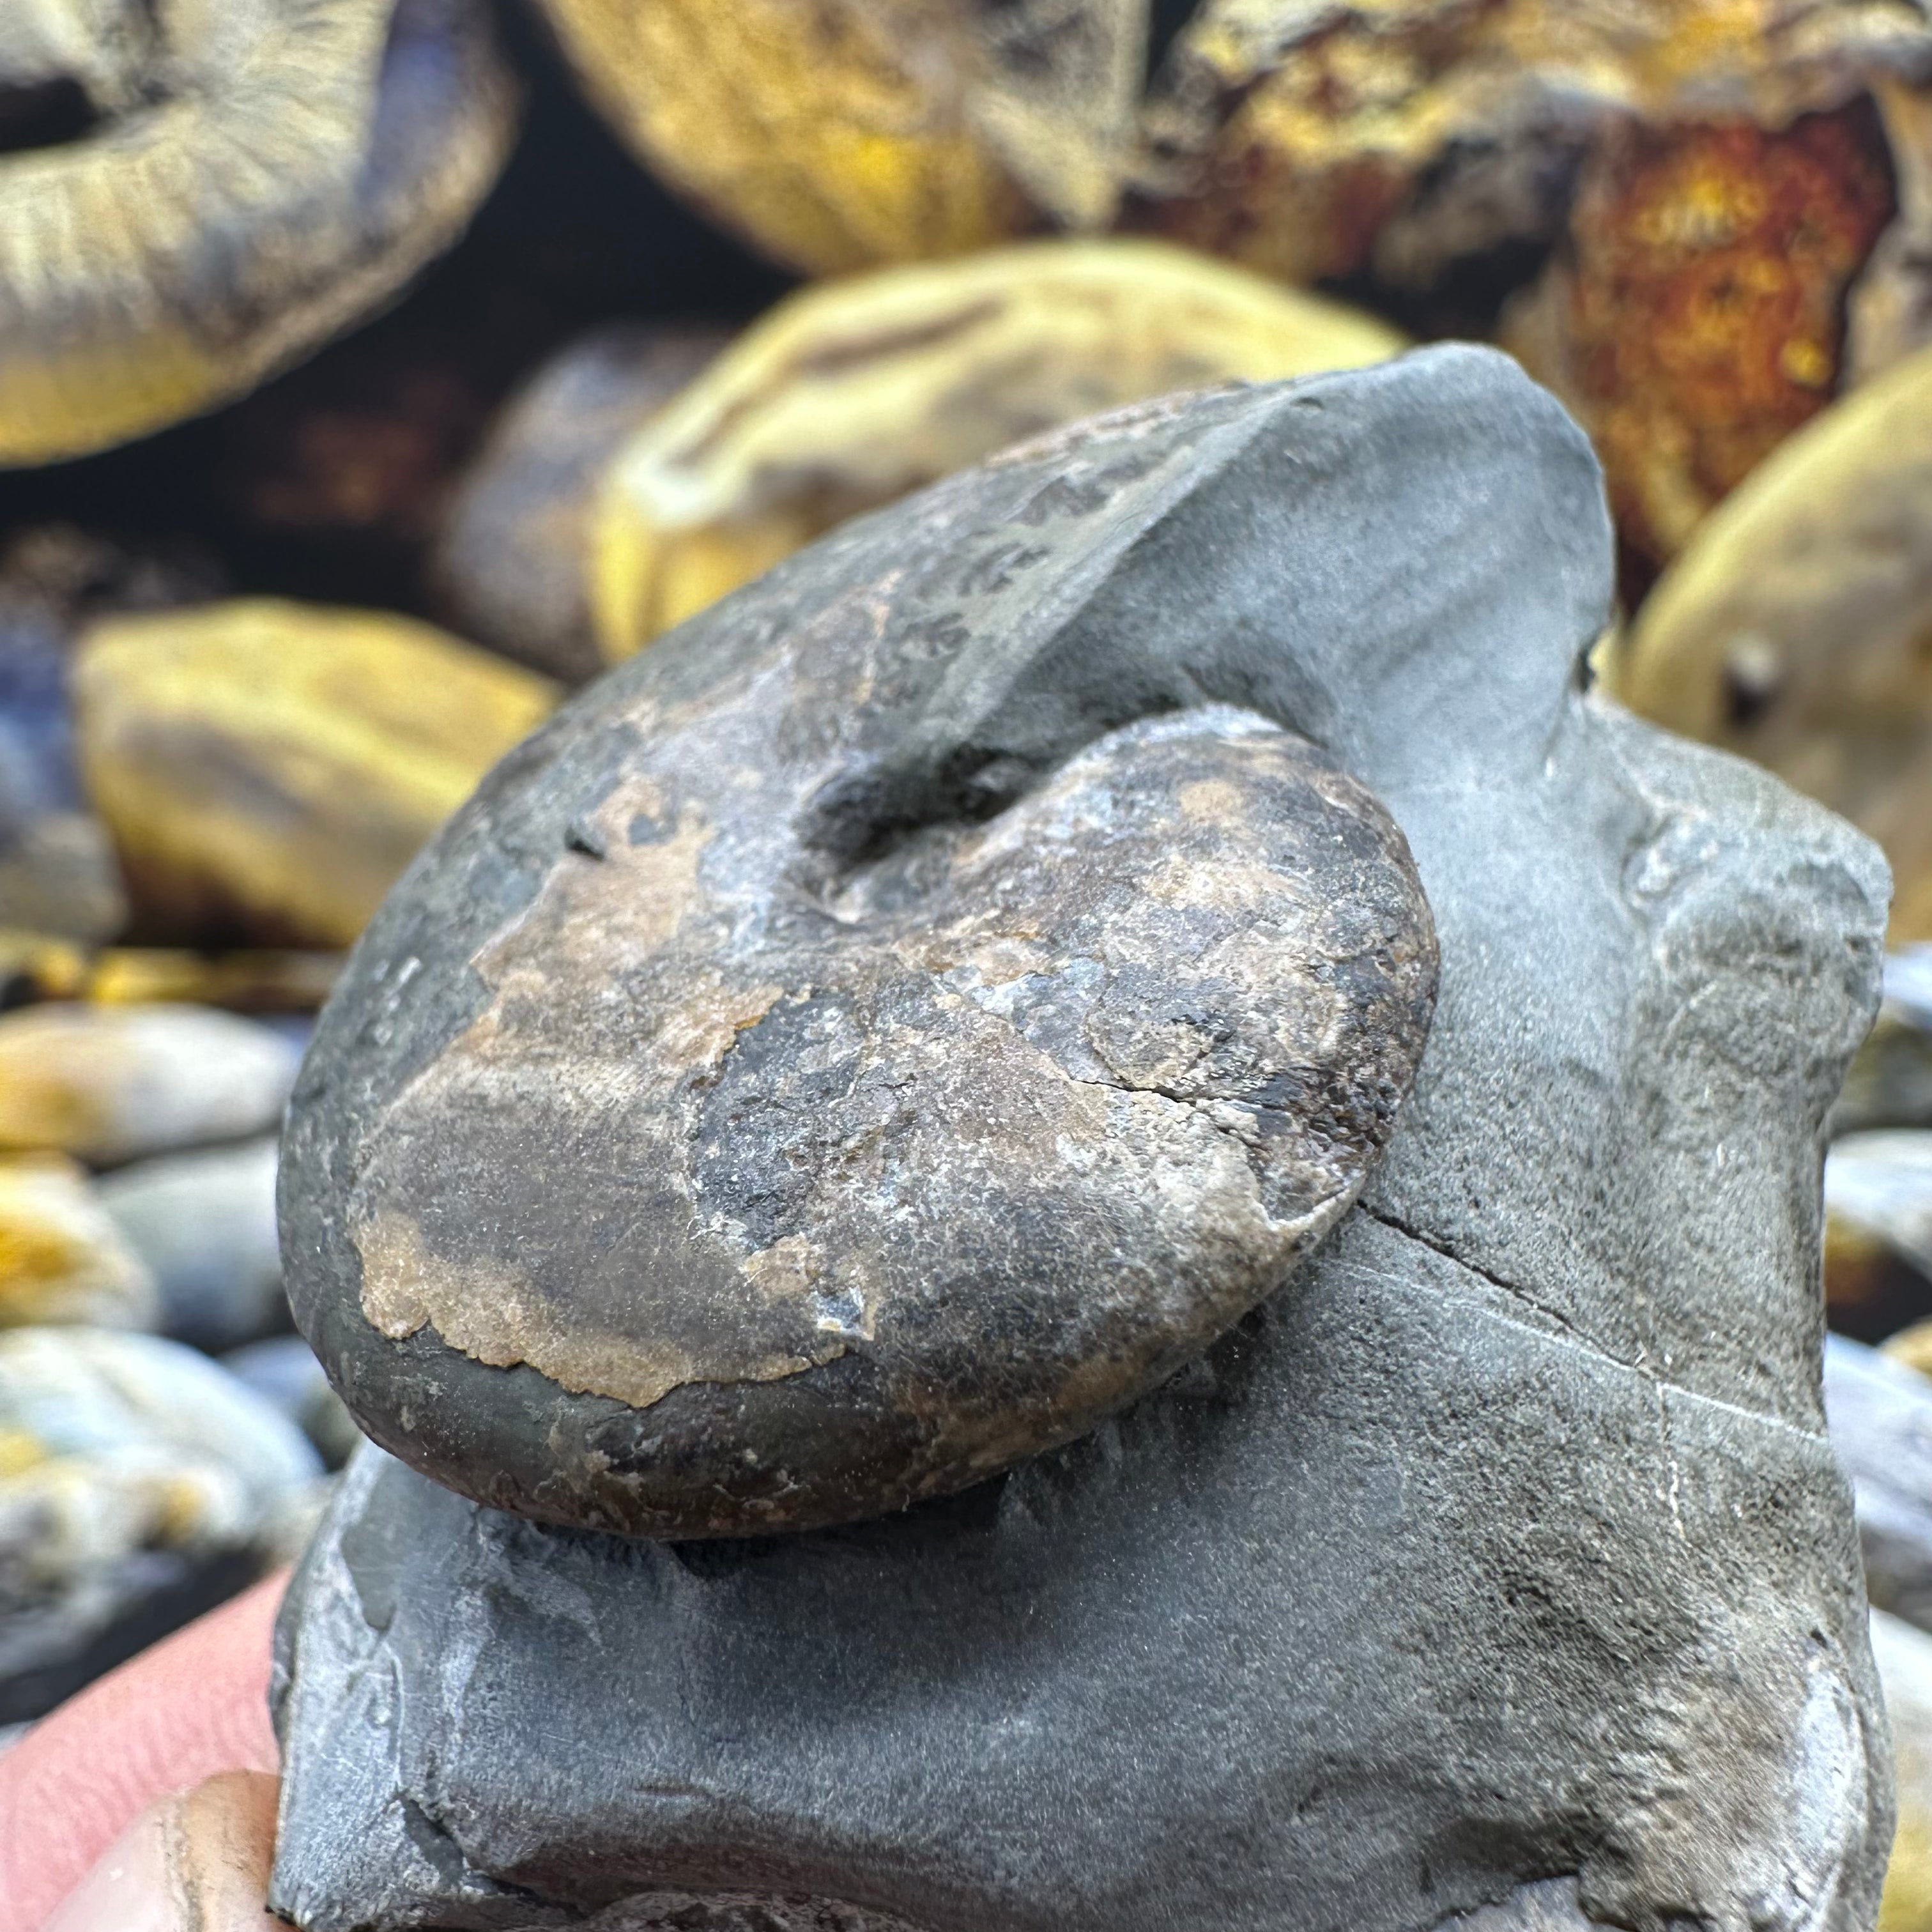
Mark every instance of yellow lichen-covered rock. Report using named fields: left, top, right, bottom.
left=0, top=1003, right=299, bottom=1167
left=1146, top=0, right=1932, bottom=564
left=531, top=0, right=1146, bottom=273
left=590, top=239, right=1406, bottom=659
left=0, top=1154, right=156, bottom=1330
left=73, top=601, right=558, bottom=947
left=0, top=930, right=342, bottom=1013
left=1610, top=341, right=1932, bottom=940
left=0, top=0, right=517, bottom=466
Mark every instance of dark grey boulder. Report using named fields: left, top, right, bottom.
left=272, top=346, right=1893, bottom=1932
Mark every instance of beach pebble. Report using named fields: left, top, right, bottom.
left=98, top=1137, right=284, bottom=1351
left=0, top=1326, right=319, bottom=1721
left=0, top=1004, right=298, bottom=1167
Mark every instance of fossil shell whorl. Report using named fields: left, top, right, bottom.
left=282, top=363, right=1483, bottom=1542
left=0, top=0, right=518, bottom=466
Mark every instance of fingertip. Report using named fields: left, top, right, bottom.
left=42, top=1772, right=280, bottom=1932
left=0, top=1574, right=287, bottom=1931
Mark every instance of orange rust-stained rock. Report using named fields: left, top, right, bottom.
left=1506, top=103, right=1896, bottom=565
left=1144, top=0, right=1932, bottom=558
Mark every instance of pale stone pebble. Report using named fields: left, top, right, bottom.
left=0, top=1002, right=298, bottom=1167
left=98, top=1136, right=284, bottom=1351
left=0, top=1153, right=155, bottom=1330
left=0, top=1326, right=320, bottom=1721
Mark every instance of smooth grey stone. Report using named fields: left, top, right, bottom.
left=1825, top=1333, right=1932, bottom=1633
left=99, top=1136, right=286, bottom=1351
left=222, top=1334, right=362, bottom=1470
left=272, top=348, right=1892, bottom=1931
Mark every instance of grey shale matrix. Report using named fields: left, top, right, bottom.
left=273, top=349, right=1896, bottom=1932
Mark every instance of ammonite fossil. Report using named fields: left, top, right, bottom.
left=286, top=371, right=1439, bottom=1540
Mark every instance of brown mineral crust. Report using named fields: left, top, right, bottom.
left=338, top=702, right=1436, bottom=1535
left=1144, top=0, right=1928, bottom=292
left=1146, top=0, right=1932, bottom=561
left=1146, top=5, right=1486, bottom=287
left=1515, top=101, right=1897, bottom=564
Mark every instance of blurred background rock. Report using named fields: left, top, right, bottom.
left=8, top=0, right=1932, bottom=1915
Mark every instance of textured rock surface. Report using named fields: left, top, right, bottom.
left=98, top=1137, right=284, bottom=1351
left=0, top=1326, right=319, bottom=1723
left=274, top=348, right=1893, bottom=1931
left=0, top=1002, right=298, bottom=1167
